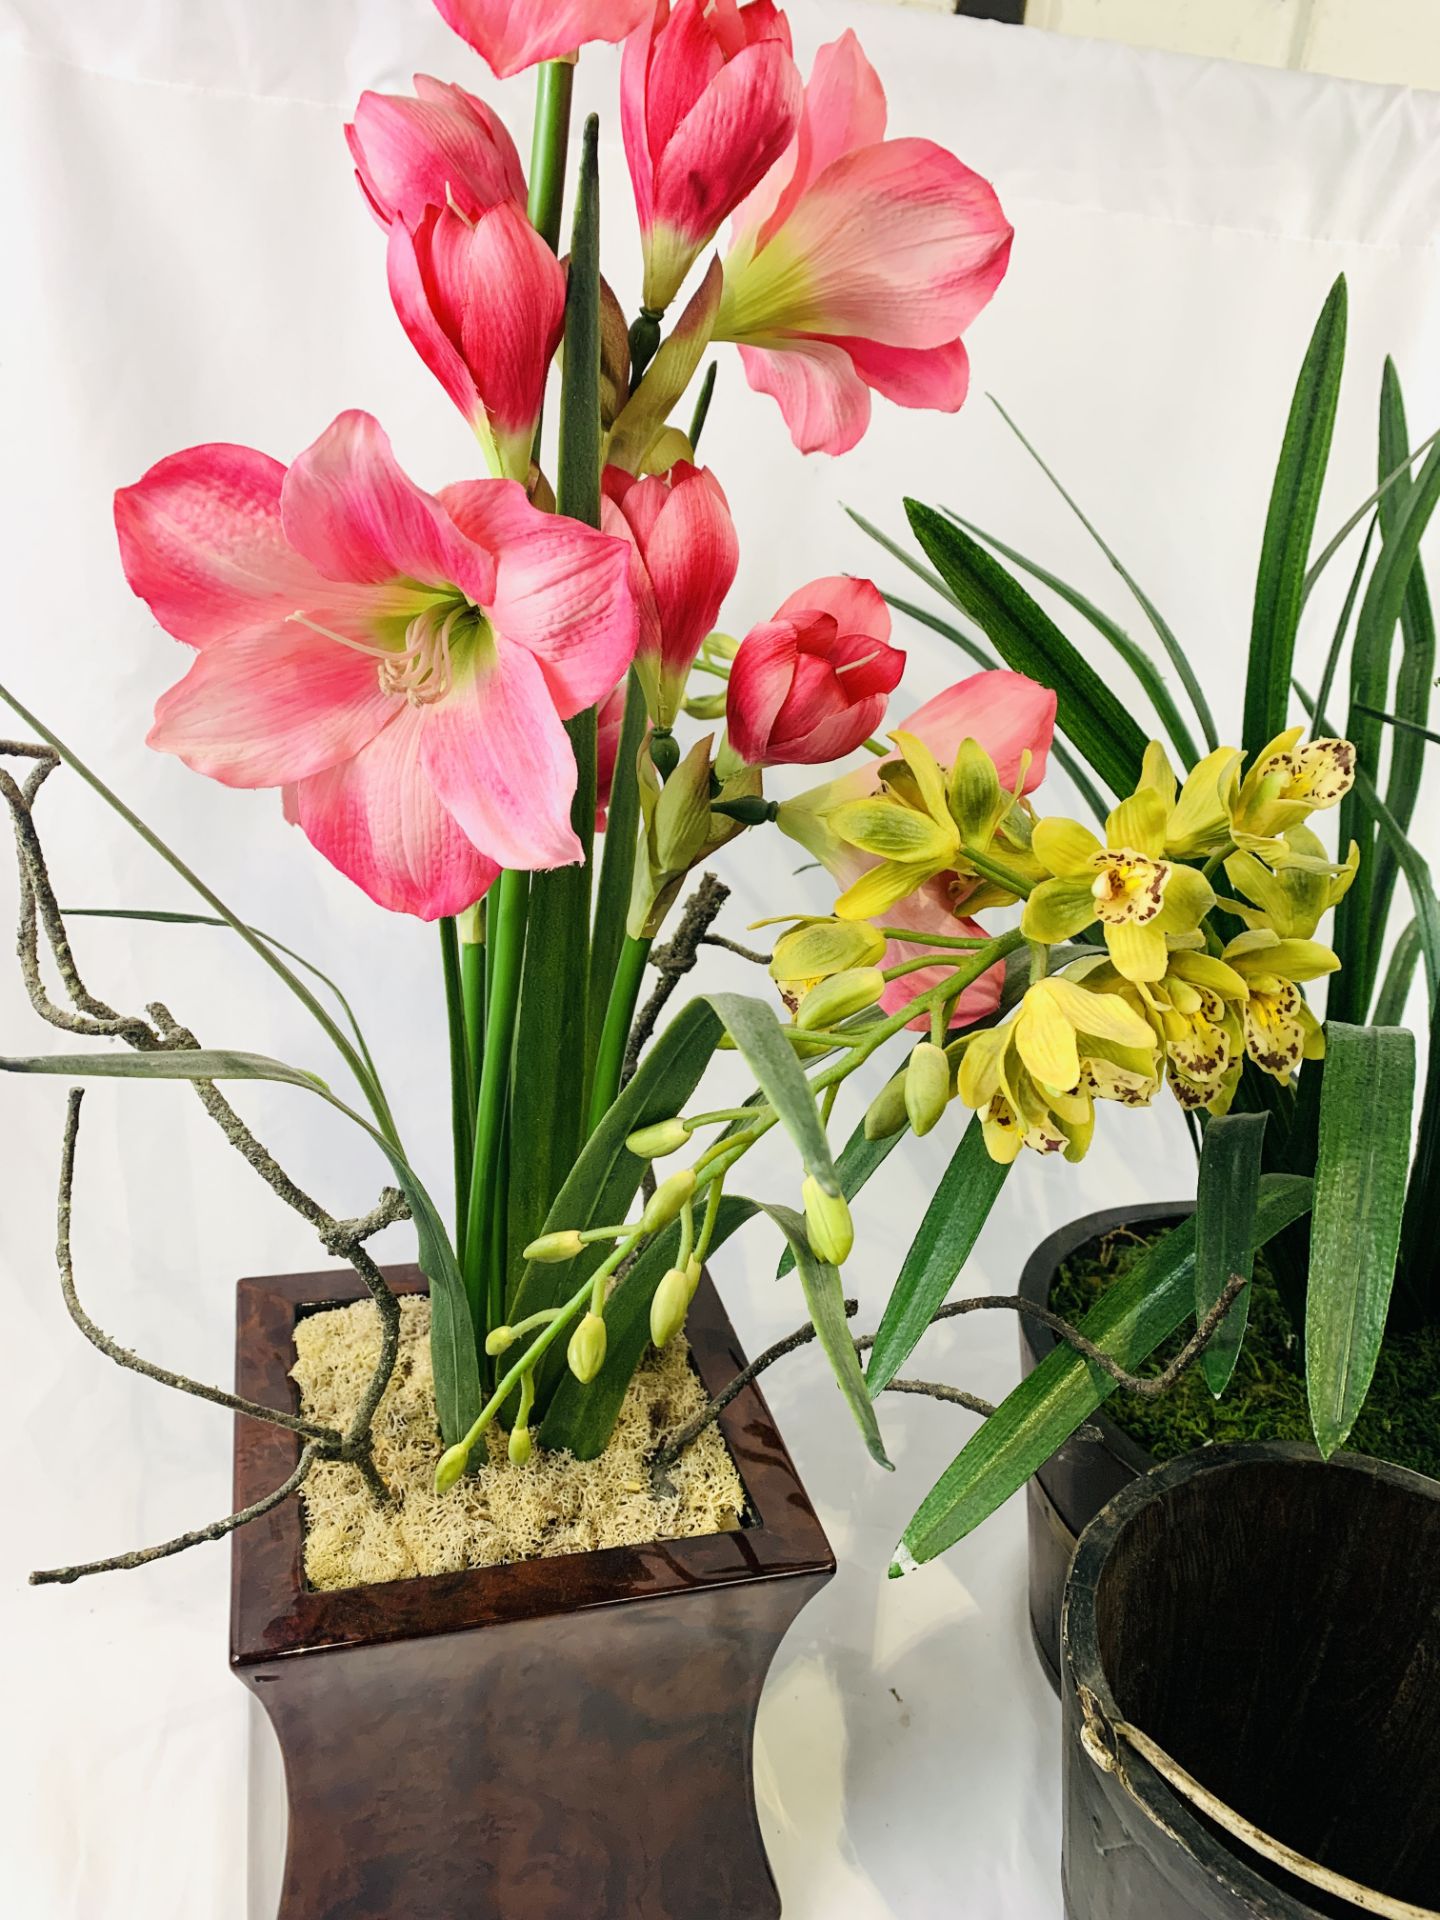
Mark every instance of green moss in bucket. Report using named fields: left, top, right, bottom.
left=1049, top=1226, right=1440, bottom=1479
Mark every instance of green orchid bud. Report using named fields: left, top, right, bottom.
left=626, top=1117, right=692, bottom=1159
left=567, top=1311, right=608, bottom=1384
left=434, top=1443, right=469, bottom=1495
left=802, top=1175, right=854, bottom=1265
left=683, top=691, right=729, bottom=721
left=904, top=1042, right=953, bottom=1138
left=795, top=966, right=887, bottom=1032
left=863, top=1068, right=909, bottom=1142
left=523, top=1229, right=585, bottom=1263
left=949, top=736, right=1005, bottom=850
left=770, top=918, right=887, bottom=993
left=649, top=1266, right=693, bottom=1349
left=507, top=1425, right=533, bottom=1468
left=640, top=1167, right=696, bottom=1234
left=485, top=1324, right=517, bottom=1356
left=684, top=1254, right=702, bottom=1290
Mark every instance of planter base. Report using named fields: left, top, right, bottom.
left=231, top=1266, right=834, bottom=1920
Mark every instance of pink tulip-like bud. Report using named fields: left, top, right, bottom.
left=715, top=30, right=1013, bottom=454
left=727, top=577, right=903, bottom=767
left=433, top=0, right=652, bottom=79
left=387, top=202, right=567, bottom=481
left=346, top=76, right=526, bottom=228
left=623, top=0, right=802, bottom=313
left=601, top=461, right=739, bottom=729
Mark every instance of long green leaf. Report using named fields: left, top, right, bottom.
left=541, top=1194, right=757, bottom=1456
left=882, top=592, right=1110, bottom=823
left=943, top=509, right=1200, bottom=766
left=778, top=1112, right=905, bottom=1277
left=1305, top=1022, right=1415, bottom=1457
left=1353, top=703, right=1440, bottom=747
left=905, top=501, right=1147, bottom=800
left=1309, top=514, right=1376, bottom=759
left=1243, top=275, right=1347, bottom=757
left=985, top=397, right=1218, bottom=752
left=1301, top=421, right=1440, bottom=601
left=585, top=670, right=647, bottom=1096
left=761, top=1199, right=890, bottom=1469
left=0, top=1045, right=482, bottom=1443
left=1395, top=1006, right=1440, bottom=1332
left=1373, top=918, right=1421, bottom=1027
left=702, top=992, right=840, bottom=1193
left=508, top=997, right=723, bottom=1404
left=892, top=1173, right=1314, bottom=1571
left=846, top=506, right=957, bottom=609
left=1193, top=1110, right=1267, bottom=1395
left=865, top=1116, right=1009, bottom=1395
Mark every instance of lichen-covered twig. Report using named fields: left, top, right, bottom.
left=701, top=933, right=771, bottom=966
left=622, top=872, right=730, bottom=1085
left=654, top=1274, right=1251, bottom=1474
left=4, top=742, right=411, bottom=1582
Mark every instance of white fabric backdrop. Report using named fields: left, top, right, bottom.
left=3, top=3, right=1438, bottom=1915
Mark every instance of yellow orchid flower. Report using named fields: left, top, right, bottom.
left=1138, top=740, right=1244, bottom=861
left=1225, top=726, right=1356, bottom=850
left=1219, top=824, right=1359, bottom=939
left=1021, top=782, right=1215, bottom=983
left=1070, top=947, right=1242, bottom=1113
left=1221, top=928, right=1339, bottom=1082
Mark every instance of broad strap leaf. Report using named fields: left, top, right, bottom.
left=1193, top=1110, right=1267, bottom=1395
left=703, top=992, right=841, bottom=1193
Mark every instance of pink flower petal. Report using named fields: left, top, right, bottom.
left=736, top=340, right=871, bottom=455
left=281, top=411, right=496, bottom=606
left=902, top=669, right=1057, bottom=792
left=286, top=704, right=499, bottom=920
left=751, top=29, right=886, bottom=249
left=435, top=0, right=652, bottom=80
left=726, top=618, right=796, bottom=761
left=115, top=444, right=340, bottom=649
left=774, top=573, right=890, bottom=644
left=648, top=39, right=801, bottom=247
left=148, top=624, right=395, bottom=786
left=438, top=481, right=639, bottom=718
left=841, top=335, right=971, bottom=413
left=419, top=640, right=582, bottom=871
left=386, top=218, right=483, bottom=427
left=346, top=78, right=525, bottom=228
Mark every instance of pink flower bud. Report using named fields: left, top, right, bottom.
left=726, top=577, right=903, bottom=767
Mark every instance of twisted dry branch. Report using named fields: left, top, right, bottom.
left=3, top=742, right=408, bottom=1583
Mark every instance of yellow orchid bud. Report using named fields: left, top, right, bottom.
left=649, top=1266, right=693, bottom=1349
left=863, top=1067, right=909, bottom=1142
left=626, top=1117, right=692, bottom=1159
left=485, top=1324, right=517, bottom=1356
left=567, top=1311, right=608, bottom=1384
left=770, top=918, right=887, bottom=997
left=507, top=1425, right=533, bottom=1468
left=523, top=1229, right=585, bottom=1263
left=904, top=1042, right=952, bottom=1137
left=795, top=967, right=887, bottom=1031
left=802, top=1175, right=854, bottom=1265
left=434, top=1443, right=469, bottom=1495
left=640, top=1167, right=696, bottom=1234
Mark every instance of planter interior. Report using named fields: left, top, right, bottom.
left=1062, top=1442, right=1440, bottom=1920
left=231, top=1264, right=835, bottom=1920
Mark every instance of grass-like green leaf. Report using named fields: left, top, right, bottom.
left=983, top=398, right=1218, bottom=752
left=1309, top=515, right=1376, bottom=764
left=703, top=992, right=840, bottom=1193
left=891, top=1173, right=1313, bottom=1571
left=942, top=509, right=1200, bottom=766
left=1372, top=918, right=1421, bottom=1027
left=1353, top=703, right=1440, bottom=747
left=1192, top=1110, right=1267, bottom=1395
left=904, top=500, right=1147, bottom=799
left=1243, top=274, right=1347, bottom=757
left=865, top=1115, right=1009, bottom=1395
left=1305, top=1022, right=1416, bottom=1457
left=585, top=671, right=647, bottom=1094
left=0, top=1044, right=482, bottom=1444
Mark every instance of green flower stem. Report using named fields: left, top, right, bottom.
left=464, top=869, right=529, bottom=1344
left=678, top=1198, right=696, bottom=1268
left=965, top=847, right=1038, bottom=896
left=876, top=926, right=989, bottom=947
left=695, top=1172, right=726, bottom=1261
left=440, top=918, right=474, bottom=1256
left=882, top=950, right=984, bottom=982
left=686, top=1105, right=766, bottom=1126
left=526, top=60, right=575, bottom=252
left=587, top=932, right=652, bottom=1132
left=1201, top=847, right=1232, bottom=883
left=1027, top=939, right=1050, bottom=985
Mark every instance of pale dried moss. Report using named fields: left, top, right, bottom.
left=291, top=1295, right=746, bottom=1592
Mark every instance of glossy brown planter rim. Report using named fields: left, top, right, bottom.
left=231, top=1263, right=835, bottom=1668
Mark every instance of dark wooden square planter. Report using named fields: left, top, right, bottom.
left=231, top=1264, right=835, bottom=1920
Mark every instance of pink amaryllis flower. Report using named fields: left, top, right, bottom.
left=116, top=411, right=636, bottom=919
left=779, top=669, right=1055, bottom=1026
left=433, top=0, right=652, bottom=78
left=714, top=30, right=1013, bottom=455
left=727, top=576, right=903, bottom=766
left=622, top=0, right=802, bottom=314
left=346, top=78, right=564, bottom=482
left=601, top=461, right=738, bottom=729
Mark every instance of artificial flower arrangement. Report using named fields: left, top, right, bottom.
left=2, top=0, right=1429, bottom=1603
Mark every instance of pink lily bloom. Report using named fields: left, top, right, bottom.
left=726, top=576, right=903, bottom=766
left=714, top=30, right=1013, bottom=455
left=601, top=461, right=738, bottom=730
left=116, top=411, right=636, bottom=920
left=346, top=76, right=526, bottom=228
left=780, top=669, right=1056, bottom=1027
left=622, top=0, right=802, bottom=314
left=433, top=0, right=653, bottom=78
